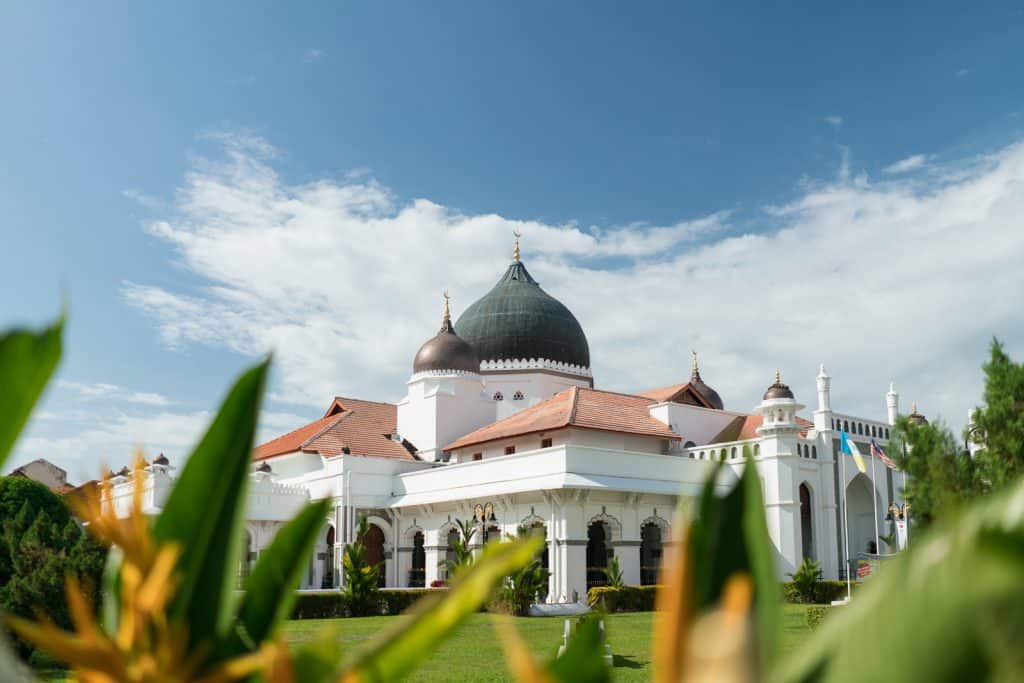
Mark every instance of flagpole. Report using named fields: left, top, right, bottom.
left=840, top=438, right=851, bottom=601
left=870, top=443, right=880, bottom=553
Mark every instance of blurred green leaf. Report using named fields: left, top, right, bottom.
left=342, top=536, right=543, bottom=682
left=774, top=475, right=1024, bottom=682
left=153, top=359, right=269, bottom=651
left=0, top=318, right=62, bottom=468
left=689, top=454, right=781, bottom=669
left=547, top=615, right=610, bottom=683
left=287, top=625, right=346, bottom=683
left=222, top=499, right=331, bottom=660
left=100, top=545, right=124, bottom=638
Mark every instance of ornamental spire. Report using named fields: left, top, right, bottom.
left=513, top=228, right=521, bottom=262
left=775, top=368, right=782, bottom=384
left=691, top=350, right=700, bottom=379
left=442, top=289, right=451, bottom=323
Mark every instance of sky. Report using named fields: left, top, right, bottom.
left=2, top=2, right=1023, bottom=481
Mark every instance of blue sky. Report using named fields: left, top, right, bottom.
left=3, top=2, right=1023, bottom=480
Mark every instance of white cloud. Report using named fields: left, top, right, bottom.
left=123, top=134, right=1024, bottom=442
left=883, top=154, right=932, bottom=174
left=825, top=116, right=844, bottom=130
left=59, top=379, right=173, bottom=406
left=956, top=68, right=971, bottom=78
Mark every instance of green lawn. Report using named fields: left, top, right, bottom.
left=283, top=604, right=817, bottom=682
left=36, top=605, right=818, bottom=681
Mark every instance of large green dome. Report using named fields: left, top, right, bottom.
left=455, top=260, right=590, bottom=369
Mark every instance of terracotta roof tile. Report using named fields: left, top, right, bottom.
left=636, top=382, right=715, bottom=408
left=445, top=387, right=680, bottom=451
left=710, top=413, right=813, bottom=443
left=254, top=397, right=416, bottom=461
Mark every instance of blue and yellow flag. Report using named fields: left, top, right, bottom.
left=840, top=429, right=867, bottom=474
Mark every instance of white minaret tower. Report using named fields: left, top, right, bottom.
left=813, top=364, right=833, bottom=433
left=886, top=383, right=899, bottom=426
left=754, top=371, right=805, bottom=576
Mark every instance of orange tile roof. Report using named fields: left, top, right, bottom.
left=254, top=397, right=417, bottom=461
left=636, top=382, right=715, bottom=408
left=710, top=413, right=813, bottom=443
left=444, top=386, right=681, bottom=452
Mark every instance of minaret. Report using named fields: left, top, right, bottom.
left=813, top=364, right=833, bottom=433
left=886, top=383, right=899, bottom=426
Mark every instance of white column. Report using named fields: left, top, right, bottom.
left=887, top=384, right=899, bottom=425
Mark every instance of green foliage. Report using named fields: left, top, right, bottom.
left=602, top=555, right=624, bottom=589
left=689, top=453, right=782, bottom=669
left=587, top=585, right=659, bottom=612
left=493, top=525, right=550, bottom=616
left=152, top=360, right=269, bottom=652
left=546, top=615, right=611, bottom=683
left=803, top=606, right=829, bottom=630
left=341, top=536, right=543, bottom=681
left=342, top=517, right=383, bottom=617
left=781, top=580, right=849, bottom=605
left=290, top=589, right=447, bottom=619
left=774, top=474, right=1024, bottom=683
left=970, top=338, right=1024, bottom=490
left=0, top=318, right=62, bottom=469
left=224, top=499, right=331, bottom=657
left=786, top=558, right=822, bottom=604
left=0, top=477, right=105, bottom=660
left=891, top=415, right=983, bottom=528
left=441, top=518, right=477, bottom=579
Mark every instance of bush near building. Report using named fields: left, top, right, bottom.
left=291, top=589, right=447, bottom=619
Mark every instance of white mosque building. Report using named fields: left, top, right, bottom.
left=112, top=240, right=923, bottom=602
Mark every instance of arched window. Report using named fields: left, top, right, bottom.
left=812, top=446, right=818, bottom=459
left=754, top=444, right=760, bottom=456
left=512, top=391, right=524, bottom=401
left=409, top=532, right=425, bottom=588
left=871, top=425, right=876, bottom=437
left=586, top=522, right=610, bottom=590
left=699, top=451, right=705, bottom=460
left=885, top=428, right=890, bottom=439
left=800, top=484, right=815, bottom=561
left=493, top=392, right=504, bottom=401
left=730, top=447, right=737, bottom=460
left=444, top=528, right=460, bottom=581
left=640, top=522, right=663, bottom=585
left=844, top=420, right=849, bottom=432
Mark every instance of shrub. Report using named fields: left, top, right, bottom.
left=787, top=558, right=822, bottom=604
left=805, top=605, right=830, bottom=630
left=342, top=517, right=382, bottom=616
left=587, top=585, right=659, bottom=612
left=782, top=580, right=850, bottom=604
left=291, top=589, right=447, bottom=619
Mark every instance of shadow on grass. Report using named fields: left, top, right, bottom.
left=612, top=654, right=645, bottom=669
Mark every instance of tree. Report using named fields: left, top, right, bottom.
left=0, top=476, right=106, bottom=660
left=602, top=555, right=624, bottom=589
left=342, top=517, right=381, bottom=616
left=498, top=526, right=551, bottom=616
left=970, top=338, right=1024, bottom=489
left=441, top=518, right=478, bottom=579
left=891, top=339, right=1024, bottom=529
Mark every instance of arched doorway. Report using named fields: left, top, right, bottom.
left=586, top=521, right=610, bottom=590
left=322, top=526, right=335, bottom=588
left=640, top=522, right=663, bottom=585
left=360, top=523, right=387, bottom=588
left=845, top=475, right=878, bottom=576
left=799, top=484, right=815, bottom=562
left=443, top=528, right=460, bottom=581
left=409, top=531, right=425, bottom=587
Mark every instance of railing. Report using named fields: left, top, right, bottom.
left=586, top=568, right=608, bottom=591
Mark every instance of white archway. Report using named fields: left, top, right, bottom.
left=845, top=474, right=882, bottom=561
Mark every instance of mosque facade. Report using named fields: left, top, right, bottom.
left=111, top=239, right=920, bottom=601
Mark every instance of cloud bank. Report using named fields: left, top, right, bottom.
left=122, top=135, right=1024, bottom=444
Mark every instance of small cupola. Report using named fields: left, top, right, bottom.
left=690, top=351, right=724, bottom=409
left=412, top=291, right=481, bottom=374
left=763, top=369, right=795, bottom=400
left=907, top=403, right=928, bottom=426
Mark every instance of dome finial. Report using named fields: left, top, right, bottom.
left=775, top=368, right=782, bottom=384
left=512, top=227, right=522, bottom=262
left=912, top=401, right=918, bottom=414
left=442, top=289, right=451, bottom=323
left=691, top=349, right=700, bottom=378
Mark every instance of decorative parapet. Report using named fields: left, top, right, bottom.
left=409, top=368, right=482, bottom=382
left=479, top=358, right=593, bottom=378
left=683, top=438, right=760, bottom=463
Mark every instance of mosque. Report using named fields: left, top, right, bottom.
left=113, top=237, right=920, bottom=601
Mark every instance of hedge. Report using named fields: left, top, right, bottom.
left=587, top=585, right=659, bottom=612
left=291, top=589, right=446, bottom=620
left=805, top=605, right=830, bottom=629
left=781, top=580, right=854, bottom=605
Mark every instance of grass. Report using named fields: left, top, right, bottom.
left=35, top=605, right=820, bottom=681
left=283, top=604, right=818, bottom=682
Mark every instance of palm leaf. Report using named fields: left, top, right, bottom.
left=152, top=359, right=269, bottom=650
left=0, top=317, right=62, bottom=467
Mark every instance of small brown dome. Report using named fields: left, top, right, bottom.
left=763, top=371, right=795, bottom=400
left=907, top=403, right=928, bottom=426
left=688, top=352, right=723, bottom=409
left=153, top=453, right=169, bottom=466
left=257, top=461, right=272, bottom=473
left=413, top=295, right=480, bottom=374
